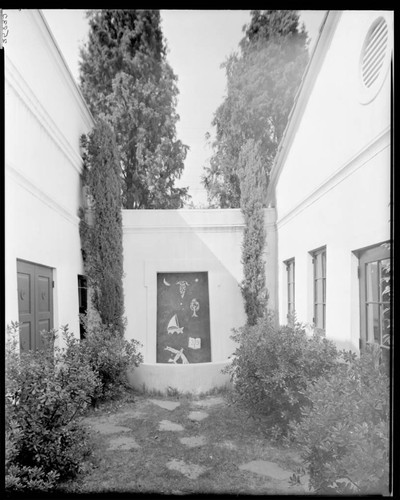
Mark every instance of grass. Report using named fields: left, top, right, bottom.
left=58, top=387, right=307, bottom=495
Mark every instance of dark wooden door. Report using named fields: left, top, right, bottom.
left=17, top=260, right=53, bottom=351
left=157, top=272, right=211, bottom=364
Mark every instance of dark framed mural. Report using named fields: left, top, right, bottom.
left=156, top=272, right=211, bottom=363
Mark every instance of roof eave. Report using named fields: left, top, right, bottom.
left=266, top=10, right=342, bottom=207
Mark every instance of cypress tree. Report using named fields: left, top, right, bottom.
left=79, top=119, right=125, bottom=334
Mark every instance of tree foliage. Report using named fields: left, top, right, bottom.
left=202, top=10, right=309, bottom=208
left=79, top=120, right=125, bottom=333
left=239, top=139, right=268, bottom=324
left=79, top=10, right=189, bottom=209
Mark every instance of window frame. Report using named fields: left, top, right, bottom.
left=310, top=247, right=326, bottom=331
left=284, top=258, right=295, bottom=325
left=358, top=243, right=391, bottom=352
left=77, top=274, right=88, bottom=340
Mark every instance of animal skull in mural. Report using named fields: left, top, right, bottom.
left=176, top=280, right=190, bottom=298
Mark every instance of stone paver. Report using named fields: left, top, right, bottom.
left=179, top=435, right=207, bottom=448
left=239, top=460, right=291, bottom=481
left=217, top=440, right=237, bottom=450
left=187, top=410, right=209, bottom=422
left=159, top=419, right=184, bottom=432
left=191, top=396, right=225, bottom=408
left=150, top=399, right=181, bottom=411
left=166, top=459, right=208, bottom=480
left=108, top=436, right=141, bottom=451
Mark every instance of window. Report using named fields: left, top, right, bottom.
left=358, top=243, right=391, bottom=368
left=311, top=247, right=326, bottom=330
left=78, top=275, right=88, bottom=340
left=285, top=259, right=295, bottom=324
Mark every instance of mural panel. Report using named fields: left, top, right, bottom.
left=157, top=272, right=211, bottom=363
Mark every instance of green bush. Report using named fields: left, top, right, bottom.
left=80, top=316, right=143, bottom=404
left=5, top=322, right=100, bottom=491
left=289, top=345, right=390, bottom=495
left=225, top=316, right=339, bottom=437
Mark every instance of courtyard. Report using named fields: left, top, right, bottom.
left=63, top=390, right=309, bottom=495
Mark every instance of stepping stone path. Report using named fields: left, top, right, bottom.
left=179, top=435, right=207, bottom=448
left=108, top=436, right=141, bottom=451
left=150, top=399, right=181, bottom=411
left=166, top=459, right=208, bottom=480
left=239, top=460, right=292, bottom=481
left=217, top=440, right=237, bottom=450
left=159, top=419, right=184, bottom=432
left=191, top=396, right=224, bottom=408
left=82, top=394, right=308, bottom=493
left=187, top=410, right=209, bottom=422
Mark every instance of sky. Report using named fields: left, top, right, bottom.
left=42, top=9, right=326, bottom=206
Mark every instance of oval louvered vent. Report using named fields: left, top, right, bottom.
left=361, top=18, right=388, bottom=89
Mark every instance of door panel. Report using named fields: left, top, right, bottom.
left=17, top=262, right=35, bottom=350
left=17, top=260, right=53, bottom=351
left=157, top=272, right=211, bottom=364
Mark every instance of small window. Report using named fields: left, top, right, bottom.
left=311, top=247, right=326, bottom=331
left=78, top=275, right=88, bottom=340
left=285, top=259, right=295, bottom=325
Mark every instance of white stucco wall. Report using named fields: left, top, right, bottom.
left=122, top=209, right=249, bottom=363
left=5, top=10, right=93, bottom=339
left=275, top=11, right=392, bottom=350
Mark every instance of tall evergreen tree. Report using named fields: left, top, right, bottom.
left=79, top=10, right=189, bottom=209
left=79, top=120, right=125, bottom=334
left=202, top=10, right=309, bottom=208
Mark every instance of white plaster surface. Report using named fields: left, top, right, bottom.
left=127, top=360, right=233, bottom=395
left=274, top=11, right=392, bottom=351
left=5, top=10, right=93, bottom=341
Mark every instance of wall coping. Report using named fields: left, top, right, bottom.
left=122, top=208, right=276, bottom=232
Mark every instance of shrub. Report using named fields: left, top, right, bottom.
left=80, top=316, right=143, bottom=404
left=289, top=345, right=390, bottom=495
left=225, top=316, right=339, bottom=437
left=5, top=323, right=100, bottom=491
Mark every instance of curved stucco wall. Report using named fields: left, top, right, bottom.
left=127, top=360, right=233, bottom=395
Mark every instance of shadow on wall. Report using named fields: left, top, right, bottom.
left=122, top=209, right=248, bottom=364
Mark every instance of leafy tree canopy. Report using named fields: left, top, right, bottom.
left=202, top=10, right=309, bottom=208
left=79, top=10, right=189, bottom=209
